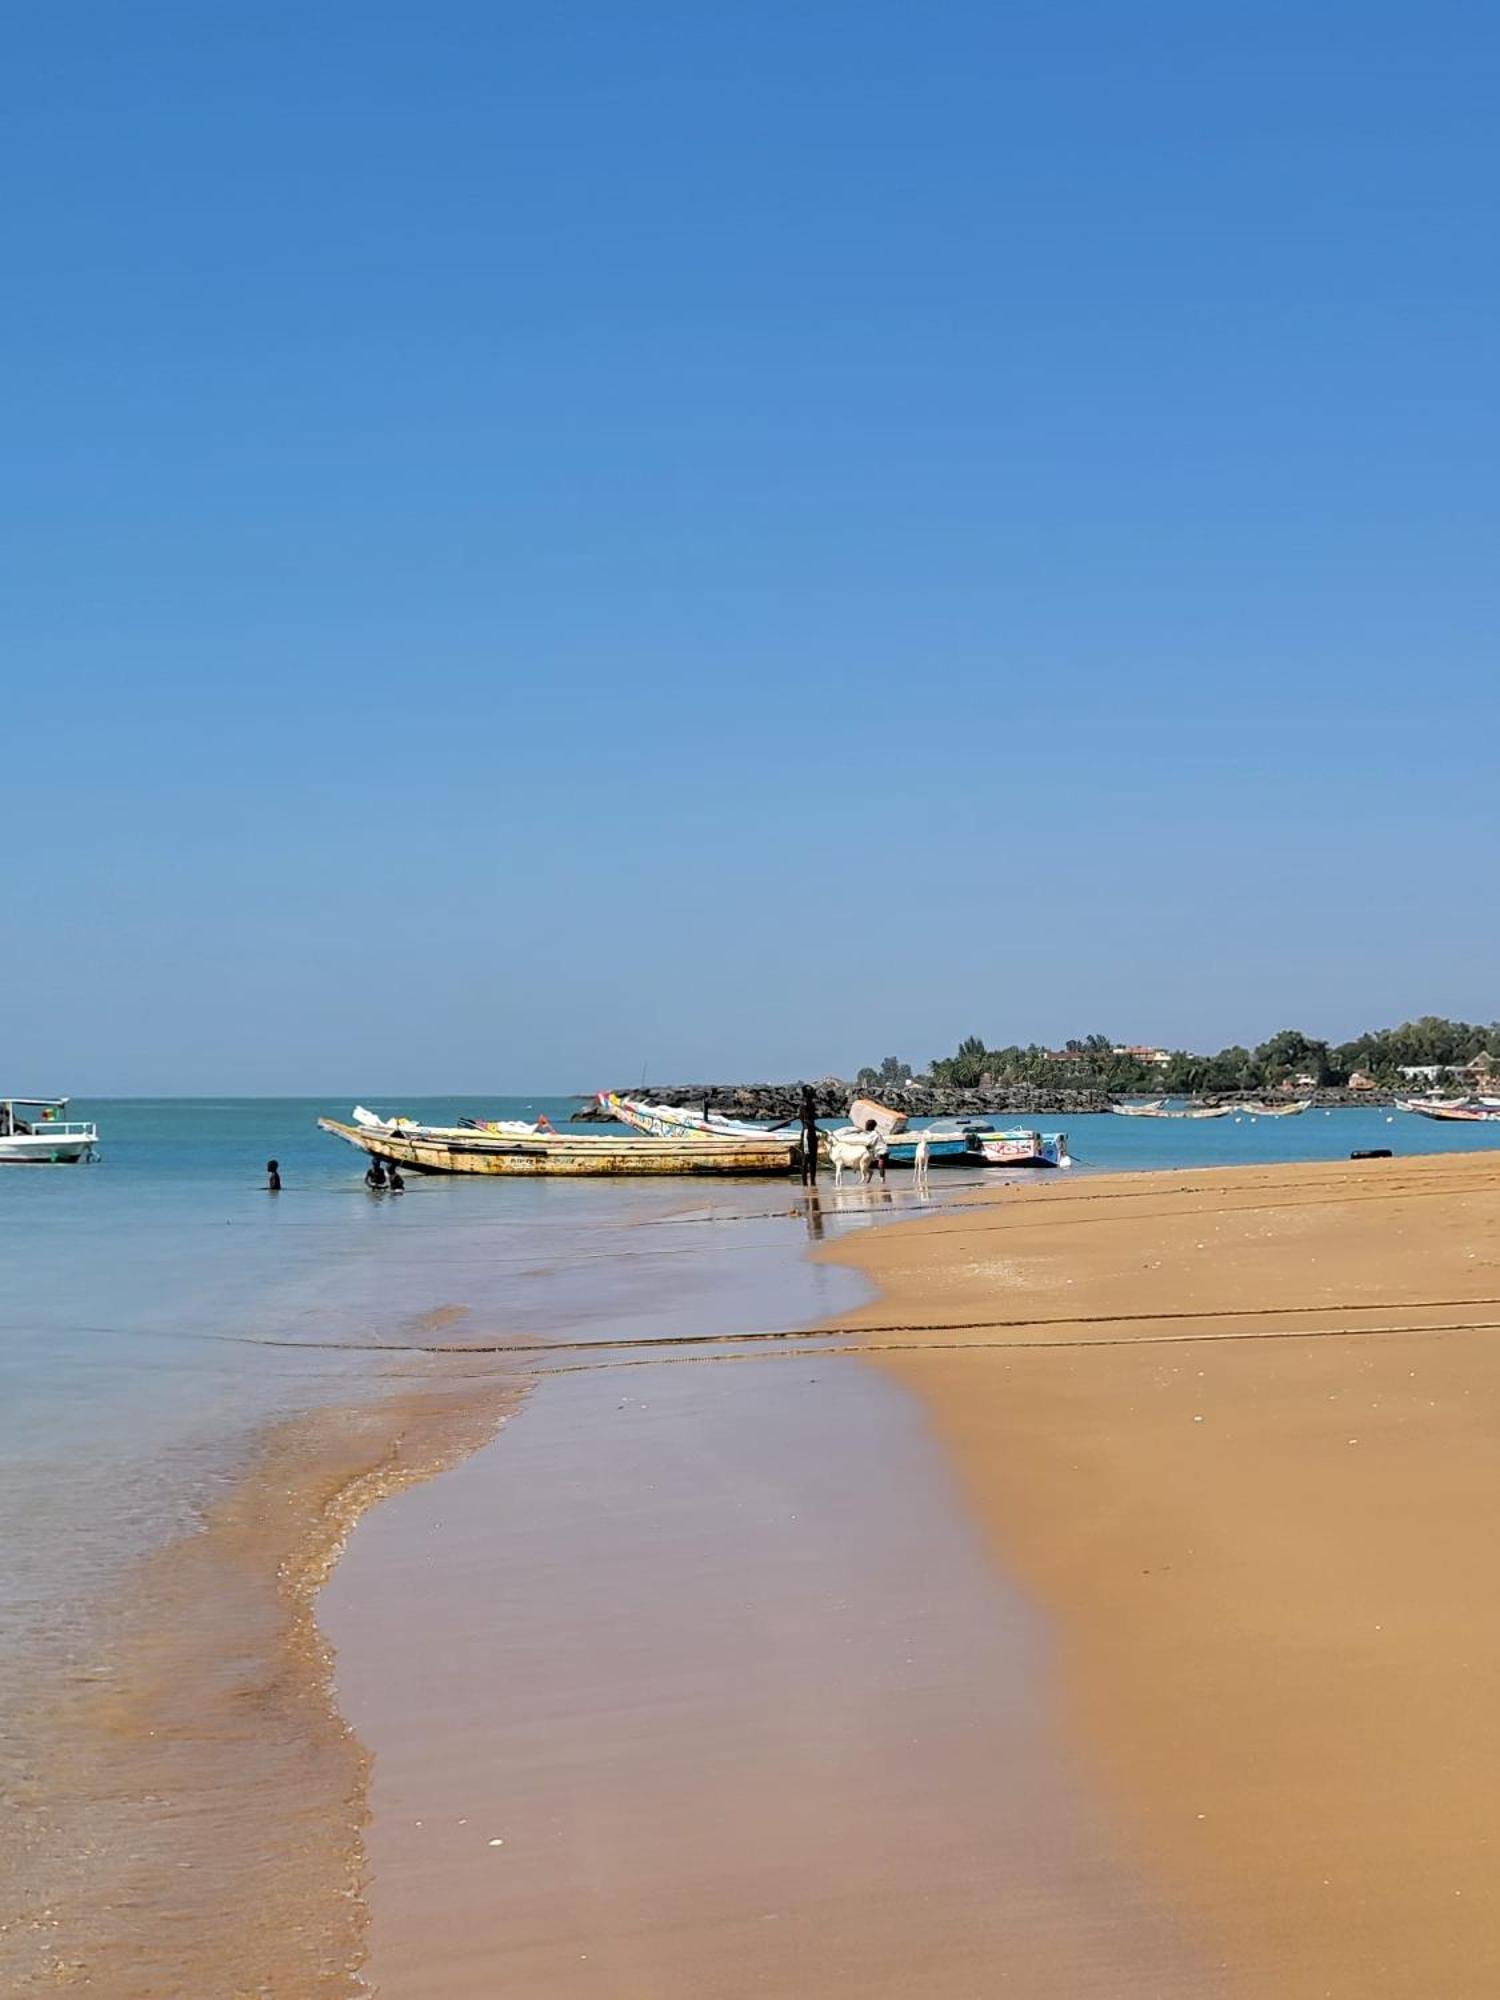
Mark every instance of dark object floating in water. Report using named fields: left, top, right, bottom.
left=1350, top=1148, right=1393, bottom=1160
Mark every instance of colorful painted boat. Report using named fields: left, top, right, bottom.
left=318, top=1116, right=799, bottom=1176
left=1396, top=1099, right=1500, bottom=1123
left=976, top=1128, right=1071, bottom=1168
left=596, top=1092, right=784, bottom=1140
left=1241, top=1100, right=1314, bottom=1118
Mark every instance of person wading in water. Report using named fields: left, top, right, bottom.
left=799, top=1084, right=821, bottom=1186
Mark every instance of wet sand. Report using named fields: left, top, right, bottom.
left=0, top=1364, right=520, bottom=1996
left=821, top=1151, right=1500, bottom=1997
left=323, top=1204, right=1226, bottom=1997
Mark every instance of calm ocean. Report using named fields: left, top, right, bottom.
left=4, top=1094, right=1492, bottom=1662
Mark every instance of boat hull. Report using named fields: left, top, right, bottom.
left=0, top=1132, right=96, bottom=1164
left=884, top=1134, right=973, bottom=1164
left=318, top=1119, right=799, bottom=1176
left=1397, top=1102, right=1500, bottom=1123
left=977, top=1131, right=1070, bottom=1168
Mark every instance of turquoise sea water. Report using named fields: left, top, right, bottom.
left=3, top=1096, right=1496, bottom=1733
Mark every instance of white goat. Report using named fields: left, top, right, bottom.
left=912, top=1128, right=932, bottom=1193
left=827, top=1127, right=880, bottom=1187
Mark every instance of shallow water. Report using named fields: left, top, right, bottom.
left=2, top=1097, right=1488, bottom=1696
left=0, top=1098, right=886, bottom=1990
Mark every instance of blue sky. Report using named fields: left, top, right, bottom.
left=5, top=1, right=1497, bottom=1092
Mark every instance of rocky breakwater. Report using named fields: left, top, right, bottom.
left=574, top=1080, right=1117, bottom=1122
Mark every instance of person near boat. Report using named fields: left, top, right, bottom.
left=365, top=1158, right=387, bottom=1189
left=799, top=1085, right=820, bottom=1185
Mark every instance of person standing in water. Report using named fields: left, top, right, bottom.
left=799, top=1085, right=820, bottom=1185
left=265, top=1159, right=281, bottom=1193
left=364, top=1158, right=387, bottom=1189
left=387, top=1163, right=405, bottom=1193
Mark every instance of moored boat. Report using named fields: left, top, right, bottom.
left=318, top=1114, right=800, bottom=1176
left=976, top=1128, right=1071, bottom=1169
left=1396, top=1098, right=1500, bottom=1123
left=596, top=1092, right=784, bottom=1140
left=1241, top=1100, right=1314, bottom=1118
left=883, top=1119, right=987, bottom=1165
left=1110, top=1101, right=1231, bottom=1120
left=0, top=1098, right=98, bottom=1164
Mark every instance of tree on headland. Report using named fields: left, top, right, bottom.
left=1253, top=1030, right=1331, bottom=1086
left=855, top=1055, right=915, bottom=1091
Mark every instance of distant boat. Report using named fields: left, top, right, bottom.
left=1242, top=1100, right=1314, bottom=1118
left=1110, top=1101, right=1231, bottom=1120
left=0, top=1098, right=98, bottom=1164
left=1396, top=1098, right=1500, bottom=1123
left=319, top=1112, right=799, bottom=1176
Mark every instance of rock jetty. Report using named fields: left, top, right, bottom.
left=575, top=1080, right=1118, bottom=1121
left=572, top=1081, right=1398, bottom=1121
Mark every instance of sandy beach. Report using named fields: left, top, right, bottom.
left=321, top=1150, right=1500, bottom=1998
left=824, top=1151, right=1500, bottom=1996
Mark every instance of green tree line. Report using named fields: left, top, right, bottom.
left=890, top=1017, right=1500, bottom=1095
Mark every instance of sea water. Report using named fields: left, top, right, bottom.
left=3, top=1094, right=1488, bottom=1665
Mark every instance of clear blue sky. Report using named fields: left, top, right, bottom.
left=6, top=2, right=1497, bottom=1092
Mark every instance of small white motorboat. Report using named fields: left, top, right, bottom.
left=0, top=1098, right=99, bottom=1163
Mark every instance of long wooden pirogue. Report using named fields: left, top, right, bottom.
left=317, top=1117, right=800, bottom=1177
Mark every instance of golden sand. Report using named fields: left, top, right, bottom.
left=822, top=1152, right=1500, bottom=1997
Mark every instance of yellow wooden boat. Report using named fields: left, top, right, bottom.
left=318, top=1116, right=800, bottom=1177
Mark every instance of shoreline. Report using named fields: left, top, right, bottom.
left=0, top=1360, right=524, bottom=1995
left=819, top=1149, right=1500, bottom=1996
left=322, top=1243, right=1225, bottom=1997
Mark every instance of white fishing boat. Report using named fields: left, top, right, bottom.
left=320, top=1110, right=800, bottom=1176
left=976, top=1128, right=1071, bottom=1169
left=1110, top=1100, right=1231, bottom=1120
left=0, top=1098, right=98, bottom=1164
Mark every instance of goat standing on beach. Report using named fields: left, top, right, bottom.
left=913, top=1128, right=931, bottom=1193
left=828, top=1128, right=880, bottom=1187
